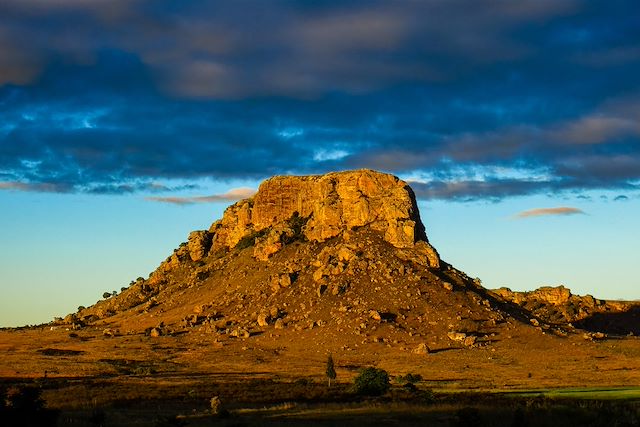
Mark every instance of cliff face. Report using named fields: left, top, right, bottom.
left=201, top=169, right=439, bottom=265
left=492, top=285, right=631, bottom=324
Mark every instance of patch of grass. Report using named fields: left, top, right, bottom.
left=514, top=387, right=640, bottom=400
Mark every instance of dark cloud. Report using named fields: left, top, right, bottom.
left=409, top=179, right=552, bottom=202
left=0, top=1, right=639, bottom=200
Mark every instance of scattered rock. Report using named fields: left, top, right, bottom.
left=463, top=336, right=477, bottom=347
left=583, top=332, right=607, bottom=341
left=210, top=396, right=224, bottom=415
left=447, top=331, right=466, bottom=342
left=231, top=328, right=250, bottom=339
left=257, top=312, right=270, bottom=327
left=412, top=343, right=430, bottom=354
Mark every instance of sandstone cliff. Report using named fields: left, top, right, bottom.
left=189, top=169, right=439, bottom=266
left=492, top=285, right=631, bottom=324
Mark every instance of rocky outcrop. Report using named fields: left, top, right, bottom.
left=494, top=286, right=573, bottom=306
left=188, top=231, right=213, bottom=261
left=492, top=285, right=632, bottom=324
left=208, top=169, right=439, bottom=266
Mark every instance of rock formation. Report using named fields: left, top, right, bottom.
left=492, top=285, right=631, bottom=324
left=192, top=170, right=439, bottom=266
left=67, top=168, right=639, bottom=358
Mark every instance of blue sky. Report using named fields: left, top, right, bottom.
left=1, top=0, right=639, bottom=326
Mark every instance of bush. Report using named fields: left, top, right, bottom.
left=397, top=373, right=422, bottom=384
left=235, top=228, right=270, bottom=250
left=353, top=367, right=390, bottom=396
left=5, top=386, right=44, bottom=411
left=102, top=292, right=111, bottom=299
left=284, top=212, right=308, bottom=243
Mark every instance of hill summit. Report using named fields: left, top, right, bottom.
left=193, top=169, right=440, bottom=264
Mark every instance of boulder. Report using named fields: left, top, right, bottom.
left=257, top=312, right=270, bottom=327
left=210, top=396, right=224, bottom=415
left=188, top=231, right=213, bottom=261
left=447, top=331, right=466, bottom=342
left=412, top=343, right=430, bottom=354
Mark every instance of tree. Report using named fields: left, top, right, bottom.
left=353, top=367, right=390, bottom=396
left=102, top=292, right=111, bottom=299
left=325, top=354, right=336, bottom=387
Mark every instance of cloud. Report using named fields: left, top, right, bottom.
left=0, top=1, right=639, bottom=201
left=0, top=181, right=71, bottom=193
left=515, top=207, right=585, bottom=219
left=146, top=187, right=256, bottom=205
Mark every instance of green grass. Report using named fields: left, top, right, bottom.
left=434, top=386, right=640, bottom=400
left=506, top=387, right=640, bottom=400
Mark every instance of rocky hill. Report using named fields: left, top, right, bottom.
left=63, top=169, right=636, bottom=352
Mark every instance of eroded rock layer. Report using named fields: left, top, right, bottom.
left=204, top=169, right=439, bottom=265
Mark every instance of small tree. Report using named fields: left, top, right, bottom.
left=102, top=292, right=111, bottom=299
left=353, top=367, right=390, bottom=396
left=326, top=354, right=336, bottom=387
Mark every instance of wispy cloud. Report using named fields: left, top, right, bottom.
left=146, top=187, right=256, bottom=205
left=515, top=207, right=585, bottom=219
left=0, top=181, right=70, bottom=193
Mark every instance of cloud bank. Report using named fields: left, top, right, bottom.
left=0, top=1, right=639, bottom=201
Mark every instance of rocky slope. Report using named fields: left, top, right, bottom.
left=492, top=286, right=637, bottom=335
left=64, top=169, right=636, bottom=350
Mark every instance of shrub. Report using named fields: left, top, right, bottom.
left=353, top=367, right=390, bottom=396
left=397, top=373, right=422, bottom=384
left=284, top=212, right=308, bottom=243
left=102, top=292, right=111, bottom=299
left=235, top=228, right=269, bottom=250
left=5, top=386, right=44, bottom=411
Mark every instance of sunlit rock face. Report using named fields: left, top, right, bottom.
left=208, top=169, right=439, bottom=266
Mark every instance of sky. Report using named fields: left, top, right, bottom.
left=1, top=0, right=639, bottom=327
